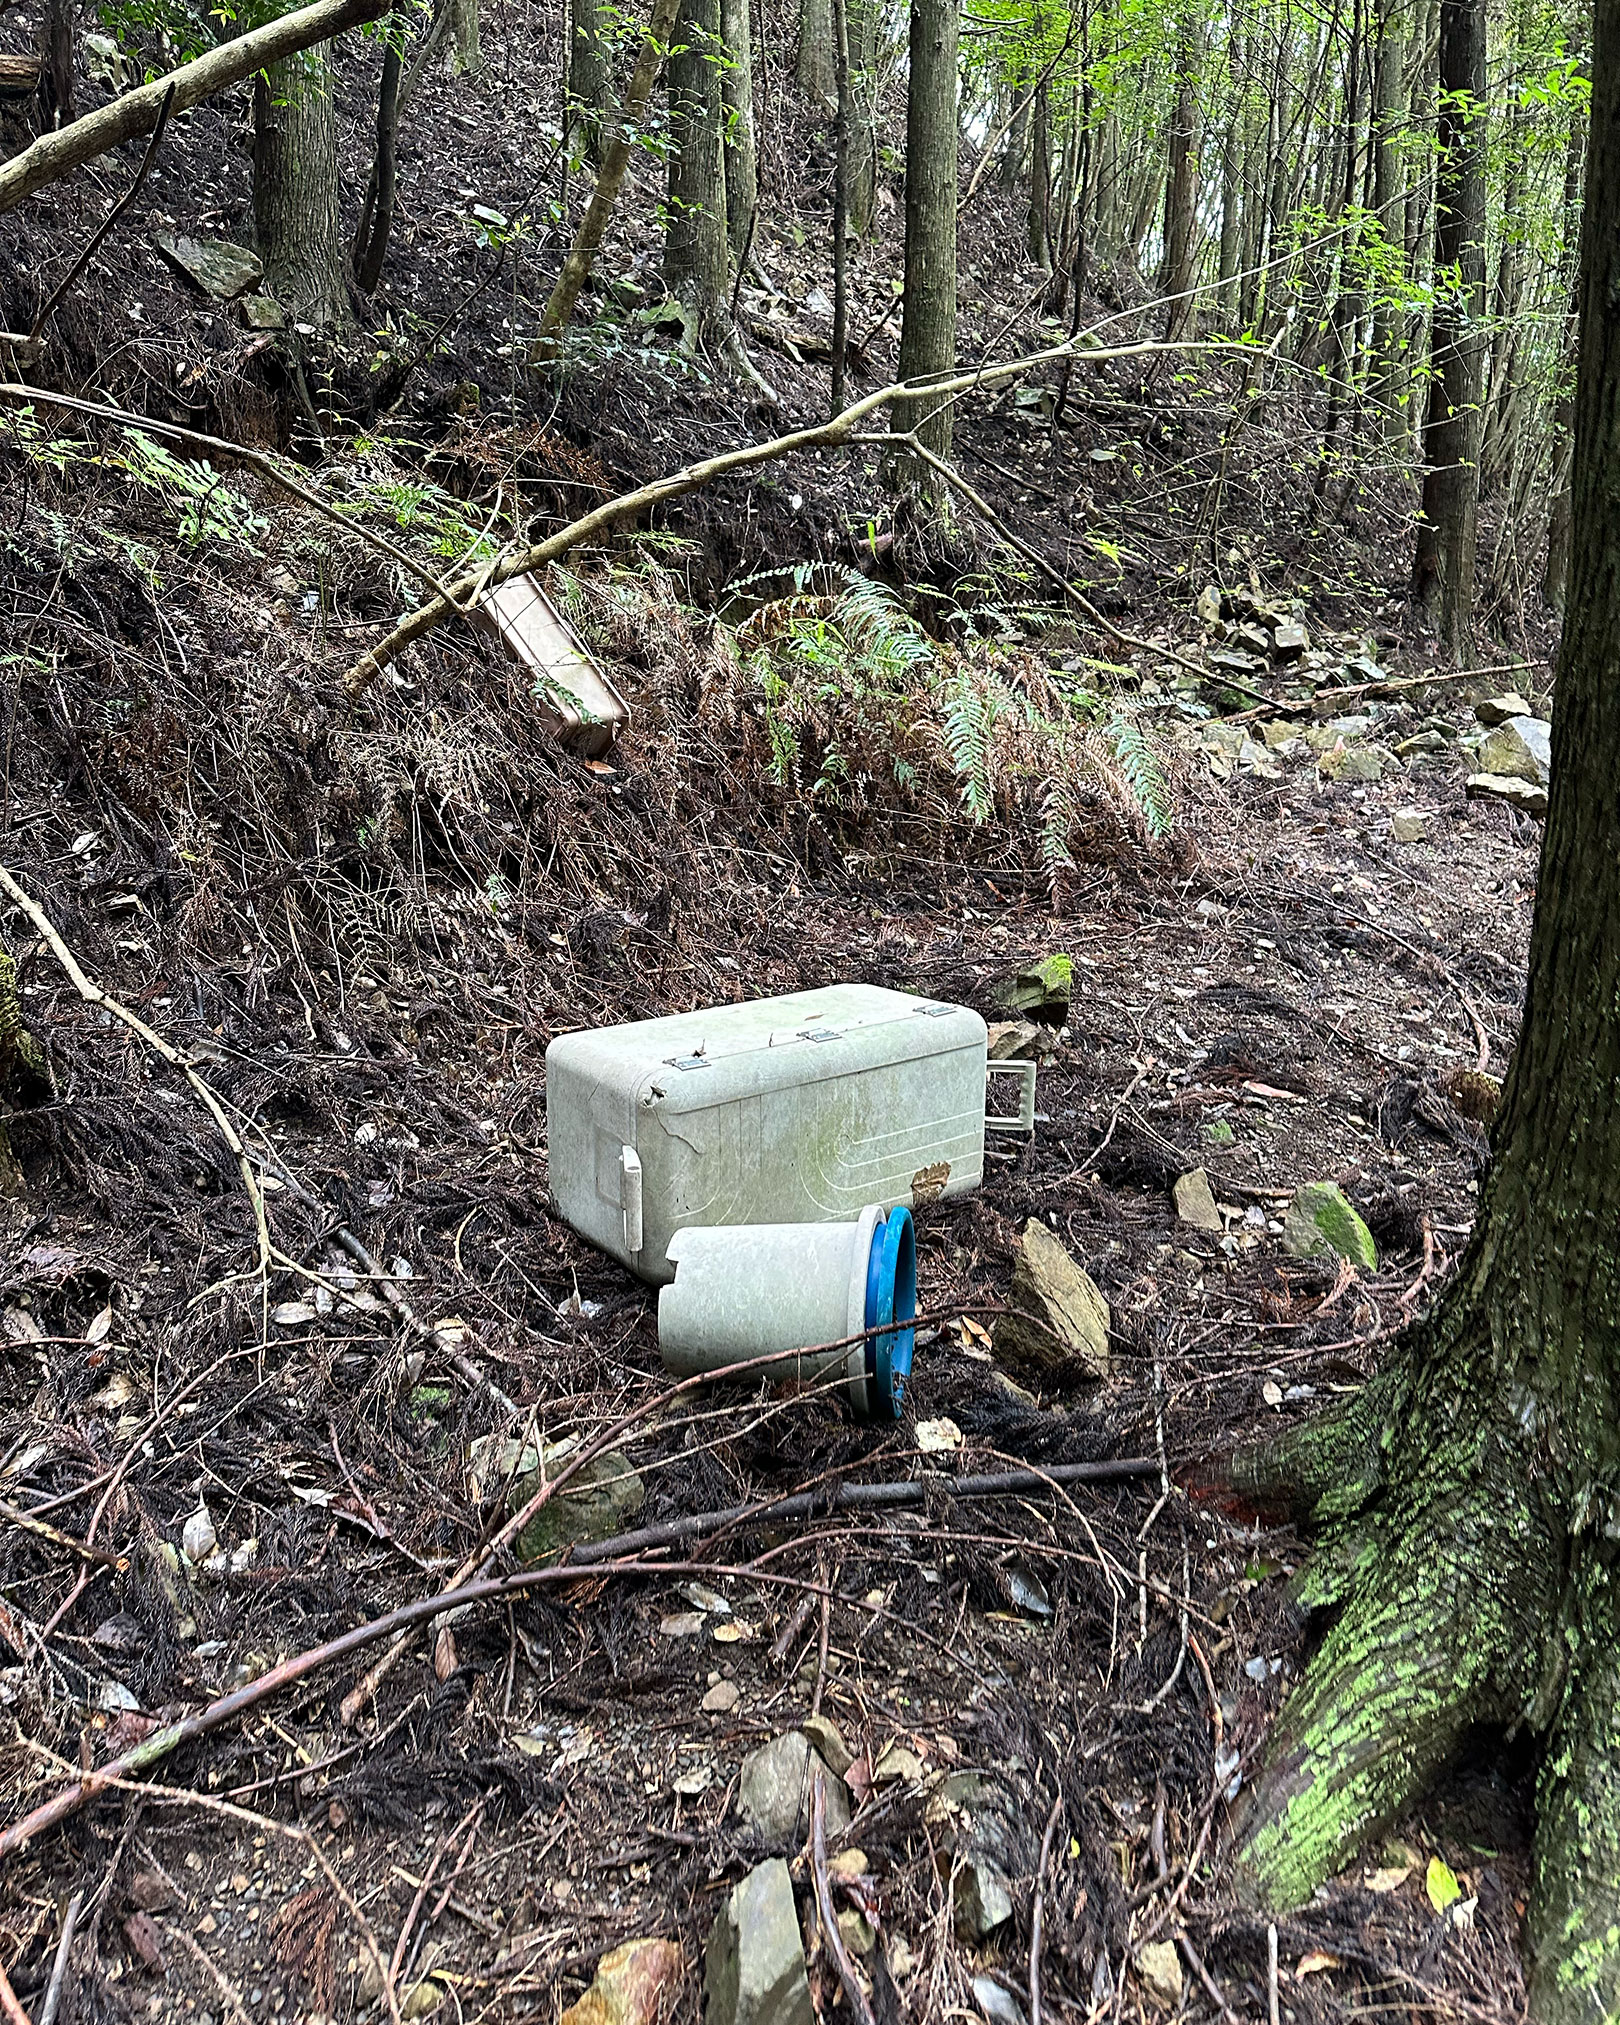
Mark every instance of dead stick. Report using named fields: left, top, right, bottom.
left=570, top=1456, right=1158, bottom=1568
left=811, top=1771, right=874, bottom=2025
left=0, top=865, right=271, bottom=1279
left=36, top=1889, right=79, bottom=2025
left=1029, top=1793, right=1064, bottom=2025
left=30, top=86, right=175, bottom=340
left=0, top=1498, right=127, bottom=1571
left=0, top=1555, right=830, bottom=1861
left=0, top=1961, right=29, bottom=2025
left=343, top=335, right=1255, bottom=692
left=1177, top=1934, right=1241, bottom=2025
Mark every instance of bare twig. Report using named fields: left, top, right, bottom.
left=36, top=1889, right=80, bottom=2025
left=1268, top=1923, right=1280, bottom=2025
left=30, top=85, right=175, bottom=340
left=1029, top=1793, right=1064, bottom=2025
left=0, top=864, right=272, bottom=1287
left=0, top=1960, right=30, bottom=2025
left=811, top=1771, right=875, bottom=2025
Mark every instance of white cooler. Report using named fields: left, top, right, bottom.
left=544, top=983, right=1035, bottom=1283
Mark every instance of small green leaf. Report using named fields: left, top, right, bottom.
left=1425, top=1856, right=1461, bottom=1913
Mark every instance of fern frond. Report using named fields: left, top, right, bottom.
left=1105, top=712, right=1173, bottom=840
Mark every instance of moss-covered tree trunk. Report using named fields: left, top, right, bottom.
left=253, top=47, right=347, bottom=327
left=1232, top=12, right=1620, bottom=2012
left=719, top=0, right=758, bottom=262
left=664, top=0, right=730, bottom=339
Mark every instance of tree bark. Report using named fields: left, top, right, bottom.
left=796, top=0, right=836, bottom=111
left=568, top=0, right=611, bottom=163
left=1028, top=73, right=1052, bottom=269
left=890, top=0, right=958, bottom=493
left=1541, top=77, right=1586, bottom=610
left=720, top=0, right=758, bottom=262
left=1231, top=15, right=1620, bottom=2014
left=350, top=38, right=402, bottom=294
left=1160, top=24, right=1199, bottom=340
left=1409, top=0, right=1486, bottom=655
left=253, top=47, right=348, bottom=328
left=1368, top=0, right=1407, bottom=443
left=665, top=0, right=731, bottom=339
left=450, top=0, right=480, bottom=75
left=536, top=0, right=683, bottom=351
left=846, top=0, right=877, bottom=236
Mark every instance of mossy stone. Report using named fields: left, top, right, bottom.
left=1282, top=1182, right=1377, bottom=1270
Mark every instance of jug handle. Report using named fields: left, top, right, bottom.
left=985, top=1059, right=1037, bottom=1134
left=620, top=1145, right=644, bottom=1252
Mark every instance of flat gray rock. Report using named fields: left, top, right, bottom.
left=1476, top=715, right=1550, bottom=787
left=1468, top=771, right=1548, bottom=817
left=704, top=1858, right=814, bottom=2025
left=154, top=232, right=264, bottom=301
left=738, top=1731, right=849, bottom=1850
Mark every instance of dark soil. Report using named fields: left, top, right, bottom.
left=0, top=4, right=1550, bottom=2022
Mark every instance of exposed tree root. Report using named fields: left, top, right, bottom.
left=1225, top=1302, right=1620, bottom=2022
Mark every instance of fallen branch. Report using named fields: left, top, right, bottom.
left=0, top=384, right=464, bottom=616
left=0, top=865, right=271, bottom=1284
left=0, top=0, right=391, bottom=215
left=342, top=335, right=1248, bottom=694
left=811, top=1770, right=875, bottom=2025
left=568, top=1455, right=1159, bottom=1564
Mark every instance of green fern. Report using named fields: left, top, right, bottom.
left=1105, top=712, right=1173, bottom=840
left=941, top=669, right=1000, bottom=824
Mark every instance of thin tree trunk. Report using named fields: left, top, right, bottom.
left=1410, top=0, right=1487, bottom=658
left=1368, top=0, right=1407, bottom=444
left=890, top=0, right=958, bottom=493
left=450, top=0, right=480, bottom=74
left=568, top=0, right=611, bottom=162
left=847, top=0, right=877, bottom=235
left=1028, top=74, right=1051, bottom=269
left=351, top=38, right=402, bottom=293
left=41, top=0, right=72, bottom=125
left=1160, top=25, right=1199, bottom=337
left=536, top=0, right=683, bottom=351
left=831, top=0, right=851, bottom=406
left=796, top=0, right=835, bottom=110
left=1541, top=77, right=1587, bottom=611
left=253, top=46, right=347, bottom=327
left=720, top=0, right=758, bottom=261
left=665, top=0, right=730, bottom=339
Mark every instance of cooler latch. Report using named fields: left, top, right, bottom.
left=619, top=1146, right=643, bottom=1252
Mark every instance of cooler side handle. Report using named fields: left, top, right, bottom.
left=620, top=1145, right=644, bottom=1252
left=985, top=1059, right=1037, bottom=1134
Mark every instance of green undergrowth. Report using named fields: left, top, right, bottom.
left=726, top=565, right=1175, bottom=869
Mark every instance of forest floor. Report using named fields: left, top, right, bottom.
left=0, top=13, right=1556, bottom=2025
